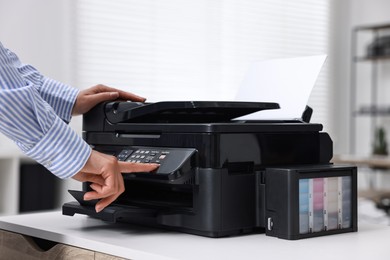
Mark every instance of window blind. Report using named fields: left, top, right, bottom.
left=73, top=0, right=333, bottom=131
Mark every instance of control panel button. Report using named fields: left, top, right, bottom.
left=117, top=149, right=133, bottom=161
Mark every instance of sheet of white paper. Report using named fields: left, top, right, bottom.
left=235, top=55, right=327, bottom=120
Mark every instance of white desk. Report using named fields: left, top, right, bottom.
left=0, top=211, right=389, bottom=260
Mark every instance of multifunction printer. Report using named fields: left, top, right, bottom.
left=63, top=101, right=357, bottom=240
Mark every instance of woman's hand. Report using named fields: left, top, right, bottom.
left=72, top=150, right=159, bottom=212
left=72, top=84, right=146, bottom=116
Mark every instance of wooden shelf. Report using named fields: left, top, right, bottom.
left=354, top=106, right=390, bottom=116
left=354, top=55, right=390, bottom=62
left=332, top=154, right=390, bottom=169
left=354, top=23, right=390, bottom=31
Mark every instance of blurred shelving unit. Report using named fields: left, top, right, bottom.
left=0, top=138, right=61, bottom=216
left=0, top=147, right=25, bottom=216
left=350, top=23, right=390, bottom=154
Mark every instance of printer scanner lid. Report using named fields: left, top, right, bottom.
left=105, top=101, right=280, bottom=123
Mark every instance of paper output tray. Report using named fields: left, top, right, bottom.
left=62, top=190, right=157, bottom=223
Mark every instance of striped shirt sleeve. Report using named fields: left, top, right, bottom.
left=4, top=46, right=78, bottom=123
left=0, top=42, right=91, bottom=179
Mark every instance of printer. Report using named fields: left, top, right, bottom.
left=63, top=101, right=357, bottom=240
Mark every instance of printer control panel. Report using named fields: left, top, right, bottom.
left=117, top=148, right=170, bottom=164
left=115, top=146, right=196, bottom=180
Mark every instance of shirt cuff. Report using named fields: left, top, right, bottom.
left=40, top=78, right=79, bottom=123
left=25, top=116, right=92, bottom=179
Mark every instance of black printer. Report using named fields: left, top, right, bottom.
left=63, top=101, right=357, bottom=240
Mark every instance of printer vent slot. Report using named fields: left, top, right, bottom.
left=183, top=176, right=195, bottom=185
left=224, top=161, right=254, bottom=175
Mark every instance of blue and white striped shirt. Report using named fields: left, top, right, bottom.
left=0, top=42, right=91, bottom=179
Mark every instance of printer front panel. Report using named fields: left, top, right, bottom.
left=82, top=141, right=263, bottom=237
left=86, top=129, right=332, bottom=170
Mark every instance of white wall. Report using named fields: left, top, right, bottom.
left=0, top=0, right=75, bottom=84
left=0, top=0, right=81, bottom=207
left=0, top=0, right=78, bottom=153
left=333, top=0, right=390, bottom=155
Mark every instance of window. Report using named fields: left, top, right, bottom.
left=73, top=0, right=333, bottom=131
